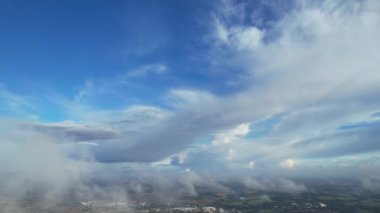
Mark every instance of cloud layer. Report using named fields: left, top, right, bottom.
left=1, top=0, right=380, bottom=204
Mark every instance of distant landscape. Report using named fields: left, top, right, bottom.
left=2, top=178, right=380, bottom=212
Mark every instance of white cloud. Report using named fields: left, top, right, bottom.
left=279, top=159, right=297, bottom=169
left=125, top=63, right=168, bottom=78
left=248, top=161, right=255, bottom=169
left=215, top=18, right=230, bottom=44
left=214, top=19, right=264, bottom=50
left=0, top=83, right=37, bottom=119
left=73, top=63, right=168, bottom=103
left=212, top=123, right=250, bottom=146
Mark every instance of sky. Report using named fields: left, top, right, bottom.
left=1, top=0, right=380, bottom=203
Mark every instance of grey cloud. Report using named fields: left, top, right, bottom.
left=242, top=176, right=306, bottom=193
left=0, top=121, right=88, bottom=203
left=32, top=123, right=121, bottom=142
left=361, top=176, right=380, bottom=193
left=294, top=124, right=380, bottom=158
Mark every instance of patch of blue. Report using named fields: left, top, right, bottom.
left=338, top=121, right=380, bottom=130
left=246, top=114, right=283, bottom=139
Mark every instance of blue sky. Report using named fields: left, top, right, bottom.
left=0, top=0, right=234, bottom=105
left=1, top=0, right=263, bottom=121
left=1, top=0, right=380, bottom=196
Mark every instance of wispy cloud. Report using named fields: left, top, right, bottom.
left=0, top=83, right=37, bottom=119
